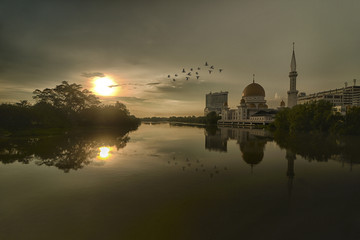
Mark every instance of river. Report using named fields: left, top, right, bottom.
left=0, top=123, right=359, bottom=240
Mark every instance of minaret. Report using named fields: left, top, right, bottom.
left=287, top=42, right=299, bottom=108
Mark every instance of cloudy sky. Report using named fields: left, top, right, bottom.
left=1, top=0, right=359, bottom=117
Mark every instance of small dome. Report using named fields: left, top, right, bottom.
left=242, top=82, right=265, bottom=97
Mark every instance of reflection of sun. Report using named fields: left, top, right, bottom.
left=98, top=146, right=112, bottom=160
left=93, top=77, right=118, bottom=96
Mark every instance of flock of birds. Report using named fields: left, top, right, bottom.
left=167, top=61, right=223, bottom=82
left=167, top=156, right=229, bottom=178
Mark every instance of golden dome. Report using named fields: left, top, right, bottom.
left=242, top=83, right=265, bottom=97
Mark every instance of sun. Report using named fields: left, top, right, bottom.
left=97, top=146, right=112, bottom=160
left=93, top=77, right=118, bottom=96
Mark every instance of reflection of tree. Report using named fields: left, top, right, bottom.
left=334, top=136, right=360, bottom=165
left=273, top=131, right=339, bottom=162
left=273, top=131, right=360, bottom=165
left=0, top=129, right=132, bottom=172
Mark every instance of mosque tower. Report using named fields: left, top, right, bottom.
left=287, top=43, right=298, bottom=108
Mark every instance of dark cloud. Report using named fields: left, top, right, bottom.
left=81, top=72, right=105, bottom=78
left=117, top=97, right=147, bottom=103
left=1, top=0, right=360, bottom=116
left=146, top=82, right=161, bottom=86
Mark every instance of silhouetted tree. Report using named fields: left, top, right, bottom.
left=33, top=81, right=100, bottom=113
left=1, top=82, right=140, bottom=133
left=271, top=100, right=344, bottom=134
left=206, top=111, right=221, bottom=125
left=344, top=106, right=360, bottom=134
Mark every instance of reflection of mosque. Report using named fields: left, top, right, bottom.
left=206, top=127, right=271, bottom=170
left=205, top=127, right=296, bottom=194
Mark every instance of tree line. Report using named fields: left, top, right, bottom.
left=269, top=100, right=360, bottom=135
left=142, top=111, right=221, bottom=125
left=0, top=81, right=140, bottom=134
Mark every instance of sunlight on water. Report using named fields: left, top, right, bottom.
left=98, top=146, right=111, bottom=160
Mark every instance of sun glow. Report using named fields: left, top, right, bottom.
left=93, top=77, right=118, bottom=96
left=98, top=146, right=112, bottom=160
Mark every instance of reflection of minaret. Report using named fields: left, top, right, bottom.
left=286, top=149, right=296, bottom=197
left=287, top=42, right=299, bottom=108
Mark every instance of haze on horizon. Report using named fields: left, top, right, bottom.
left=1, top=0, right=359, bottom=117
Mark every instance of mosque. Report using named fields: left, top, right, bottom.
left=217, top=78, right=279, bottom=126
left=217, top=45, right=296, bottom=126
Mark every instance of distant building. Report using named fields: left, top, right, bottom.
left=204, top=91, right=228, bottom=115
left=298, top=79, right=360, bottom=114
left=278, top=99, right=286, bottom=110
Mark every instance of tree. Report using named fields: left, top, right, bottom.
left=345, top=106, right=360, bottom=134
left=272, top=108, right=290, bottom=131
left=206, top=111, right=220, bottom=125
left=16, top=100, right=31, bottom=108
left=271, top=100, right=347, bottom=135
left=33, top=81, right=100, bottom=113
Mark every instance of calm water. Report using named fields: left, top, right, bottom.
left=1, top=123, right=360, bottom=240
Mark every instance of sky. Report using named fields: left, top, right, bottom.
left=1, top=0, right=360, bottom=117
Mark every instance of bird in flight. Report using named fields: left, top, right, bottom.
left=196, top=76, right=200, bottom=79
left=190, top=68, right=193, bottom=71
left=187, top=72, right=191, bottom=76
left=168, top=75, right=170, bottom=78
left=195, top=72, right=199, bottom=75
left=197, top=67, right=201, bottom=70
left=182, top=68, right=186, bottom=73
left=108, top=84, right=119, bottom=88
left=173, top=79, right=176, bottom=82
left=205, top=62, right=208, bottom=66
left=208, top=70, right=212, bottom=74
left=186, top=77, right=189, bottom=80
left=219, top=69, right=223, bottom=73
left=210, top=65, right=214, bottom=69
left=175, top=74, right=178, bottom=77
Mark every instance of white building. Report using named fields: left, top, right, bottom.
left=298, top=80, right=360, bottom=110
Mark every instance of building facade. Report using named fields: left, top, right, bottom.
left=298, top=79, right=360, bottom=113
left=204, top=91, right=228, bottom=115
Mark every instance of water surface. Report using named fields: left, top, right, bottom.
left=1, top=123, right=359, bottom=240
